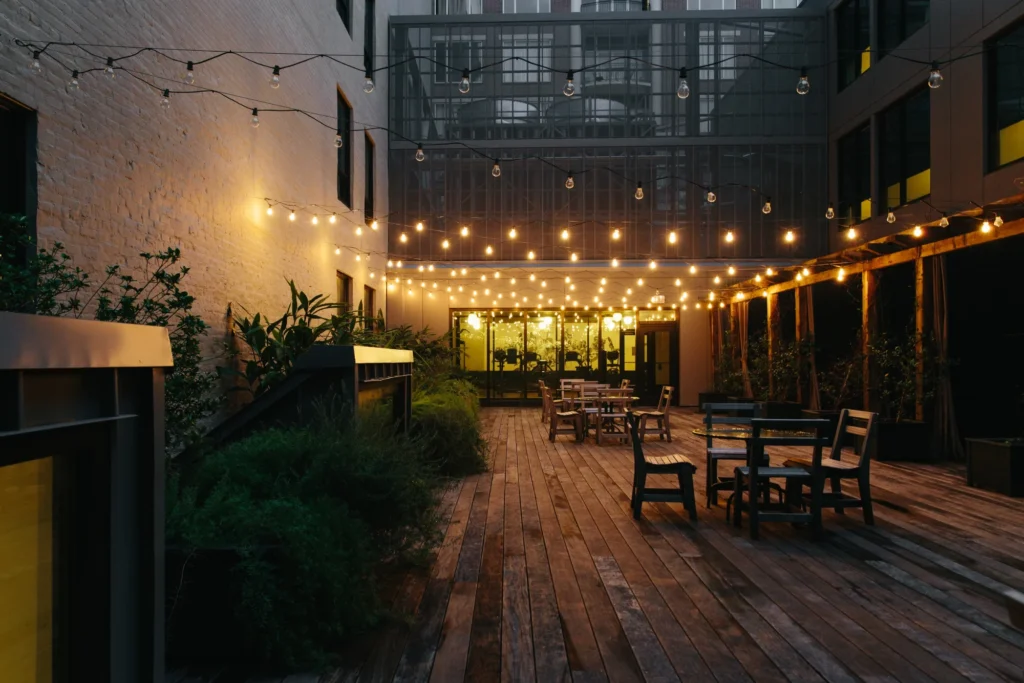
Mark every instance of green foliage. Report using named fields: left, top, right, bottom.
left=166, top=404, right=443, bottom=671
left=0, top=214, right=90, bottom=315
left=747, top=333, right=816, bottom=402
left=868, top=330, right=944, bottom=422
left=411, top=379, right=488, bottom=477
left=818, top=342, right=865, bottom=411
left=713, top=330, right=745, bottom=396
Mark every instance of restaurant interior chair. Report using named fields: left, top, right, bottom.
left=704, top=402, right=762, bottom=508
left=626, top=411, right=697, bottom=521
left=635, top=385, right=674, bottom=442
left=545, top=386, right=583, bottom=443
left=565, top=350, right=581, bottom=370
left=730, top=418, right=833, bottom=540
left=783, top=409, right=879, bottom=525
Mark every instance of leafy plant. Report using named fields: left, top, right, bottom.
left=0, top=214, right=90, bottom=316
left=747, top=333, right=816, bottom=402
left=714, top=330, right=745, bottom=396
left=868, top=330, right=945, bottom=422
left=818, top=342, right=865, bottom=411
left=411, top=379, right=488, bottom=477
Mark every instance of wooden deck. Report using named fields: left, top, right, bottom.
left=330, top=406, right=1024, bottom=683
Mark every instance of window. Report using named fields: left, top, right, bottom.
left=989, top=21, right=1024, bottom=169
left=687, top=0, right=737, bottom=8
left=337, top=91, right=352, bottom=207
left=502, top=33, right=553, bottom=83
left=837, top=122, right=871, bottom=224
left=761, top=0, right=801, bottom=7
left=364, top=133, right=375, bottom=222
left=879, top=0, right=929, bottom=57
left=363, top=285, right=377, bottom=322
left=0, top=94, right=37, bottom=265
left=879, top=88, right=930, bottom=211
left=435, top=0, right=482, bottom=14
left=337, top=271, right=353, bottom=311
left=836, top=0, right=870, bottom=90
left=503, top=0, right=551, bottom=11
left=337, top=0, right=351, bottom=33
left=583, top=34, right=651, bottom=88
left=433, top=40, right=484, bottom=85
left=364, top=0, right=375, bottom=75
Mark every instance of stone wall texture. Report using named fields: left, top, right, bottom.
left=0, top=0, right=389, bottom=354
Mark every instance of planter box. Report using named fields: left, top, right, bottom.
left=761, top=401, right=804, bottom=419
left=965, top=438, right=1024, bottom=497
left=876, top=420, right=932, bottom=461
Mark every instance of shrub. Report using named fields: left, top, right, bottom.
left=411, top=379, right=488, bottom=477
left=166, top=404, right=442, bottom=672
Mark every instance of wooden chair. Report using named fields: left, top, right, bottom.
left=783, top=409, right=878, bottom=525
left=546, top=386, right=583, bottom=443
left=730, top=418, right=833, bottom=540
left=704, top=402, right=762, bottom=508
left=619, top=378, right=631, bottom=390
left=594, top=389, right=629, bottom=446
left=626, top=412, right=697, bottom=521
left=538, top=380, right=550, bottom=422
left=636, top=386, right=674, bottom=442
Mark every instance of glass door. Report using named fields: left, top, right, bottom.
left=489, top=311, right=526, bottom=400
left=525, top=311, right=559, bottom=398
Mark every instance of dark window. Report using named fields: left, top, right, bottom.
left=364, top=133, right=375, bottom=222
left=836, top=0, right=870, bottom=91
left=988, top=20, right=1024, bottom=169
left=879, top=0, right=930, bottom=58
left=837, top=122, right=871, bottom=224
left=337, top=271, right=353, bottom=311
left=0, top=94, right=38, bottom=265
left=364, top=0, right=375, bottom=75
left=432, top=41, right=484, bottom=85
left=363, top=285, right=376, bottom=324
left=337, top=91, right=352, bottom=207
left=337, top=0, right=351, bottom=34
left=879, top=87, right=930, bottom=211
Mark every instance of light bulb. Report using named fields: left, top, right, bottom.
left=886, top=208, right=896, bottom=224
left=563, top=71, right=575, bottom=97
left=415, top=222, right=424, bottom=232
left=826, top=202, right=835, bottom=220
left=802, top=267, right=810, bottom=277
left=527, top=250, right=535, bottom=260
left=981, top=220, right=992, bottom=234
left=363, top=72, right=375, bottom=93
left=442, top=239, right=450, bottom=249
left=560, top=229, right=570, bottom=241
left=674, top=279, right=680, bottom=286
left=459, top=69, right=471, bottom=94
left=460, top=268, right=466, bottom=275
left=649, top=260, right=656, bottom=270
left=251, top=108, right=260, bottom=128
left=570, top=252, right=578, bottom=261
left=612, top=258, right=619, bottom=267
left=334, top=133, right=344, bottom=148
left=335, top=247, right=341, bottom=255
left=29, top=51, right=42, bottom=74
left=312, top=216, right=319, bottom=225
left=846, top=227, right=857, bottom=240
left=940, top=214, right=949, bottom=228
left=762, top=197, right=772, bottom=215
left=728, top=266, right=736, bottom=275
left=565, top=276, right=571, bottom=283
left=104, top=57, right=116, bottom=79
left=370, top=220, right=378, bottom=231
left=530, top=274, right=536, bottom=281
left=994, top=215, right=1004, bottom=228
left=912, top=225, right=923, bottom=238
left=690, top=265, right=697, bottom=274
left=713, top=276, right=721, bottom=285
left=707, top=190, right=717, bottom=204
left=928, top=61, right=943, bottom=89
left=508, top=227, right=517, bottom=239
left=415, top=145, right=425, bottom=162
left=796, top=272, right=804, bottom=281
left=492, top=161, right=502, bottom=178
left=635, top=182, right=644, bottom=200
left=612, top=228, right=621, bottom=240
left=355, top=226, right=363, bottom=235
left=400, top=232, right=408, bottom=243
left=329, top=214, right=337, bottom=224
left=67, top=70, right=80, bottom=93
left=755, top=274, right=762, bottom=283
left=184, top=61, right=195, bottom=85
left=676, top=67, right=690, bottom=99
left=837, top=268, right=846, bottom=282
left=266, top=206, right=274, bottom=216
left=565, top=173, right=575, bottom=189
left=766, top=268, right=775, bottom=276
left=270, top=65, right=281, bottom=89
left=289, top=211, right=296, bottom=222
left=725, top=230, right=735, bottom=243
left=796, top=67, right=810, bottom=95
left=160, top=89, right=170, bottom=109
left=668, top=231, right=677, bottom=244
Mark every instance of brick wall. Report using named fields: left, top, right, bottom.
left=0, top=0, right=389, bottom=357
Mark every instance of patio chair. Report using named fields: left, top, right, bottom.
left=546, top=386, right=583, bottom=443
left=729, top=418, right=833, bottom=540
left=538, top=380, right=549, bottom=422
left=635, top=386, right=674, bottom=442
left=704, top=402, right=762, bottom=508
left=594, top=389, right=629, bottom=446
left=619, top=378, right=631, bottom=390
left=626, top=411, right=697, bottom=521
left=783, top=409, right=878, bottom=525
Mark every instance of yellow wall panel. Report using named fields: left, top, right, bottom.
left=999, top=119, right=1024, bottom=167
left=860, top=199, right=872, bottom=222
left=860, top=46, right=871, bottom=74
left=906, top=169, right=931, bottom=202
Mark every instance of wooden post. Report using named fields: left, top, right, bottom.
left=766, top=292, right=777, bottom=400
left=794, top=285, right=803, bottom=405
left=914, top=256, right=932, bottom=421
left=862, top=270, right=878, bottom=412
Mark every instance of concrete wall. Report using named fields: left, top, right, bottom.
left=677, top=311, right=711, bottom=406
left=386, top=278, right=453, bottom=334
left=0, top=0, right=389, bottom=351
left=826, top=0, right=1024, bottom=251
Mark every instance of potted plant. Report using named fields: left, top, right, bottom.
left=804, top=342, right=864, bottom=436
left=748, top=333, right=807, bottom=418
left=868, top=331, right=941, bottom=461
left=700, top=330, right=743, bottom=411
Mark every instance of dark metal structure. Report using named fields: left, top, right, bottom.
left=0, top=312, right=173, bottom=683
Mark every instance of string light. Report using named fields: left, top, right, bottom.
left=928, top=61, right=943, bottom=89
left=826, top=203, right=835, bottom=220
left=846, top=227, right=857, bottom=240
left=634, top=182, right=644, bottom=200
left=508, top=227, right=517, bottom=239
left=796, top=272, right=804, bottom=281
left=289, top=210, right=296, bottom=221
left=335, top=247, right=341, bottom=255
left=837, top=267, right=846, bottom=282
left=761, top=197, right=772, bottom=215
left=912, top=225, right=923, bottom=238
left=886, top=208, right=896, bottom=224
left=415, top=222, right=424, bottom=232
left=939, top=214, right=950, bottom=228
left=269, top=65, right=281, bottom=88
left=612, top=228, right=621, bottom=240
left=492, top=160, right=502, bottom=178
left=994, top=214, right=1004, bottom=228
left=460, top=226, right=470, bottom=237
left=676, top=67, right=690, bottom=99
left=766, top=268, right=775, bottom=276
left=802, top=267, right=810, bottom=276
left=104, top=56, right=116, bottom=79
left=784, top=230, right=795, bottom=243
left=755, top=274, right=762, bottom=283
left=184, top=61, right=195, bottom=85
left=250, top=108, right=260, bottom=128
left=530, top=273, right=536, bottom=281
left=570, top=252, right=578, bottom=261
left=611, top=258, right=620, bottom=267
left=565, top=173, right=575, bottom=189
left=560, top=228, right=570, bottom=241
left=329, top=214, right=337, bottom=224
left=311, top=215, right=319, bottom=225
left=28, top=50, right=43, bottom=73
left=648, top=260, right=656, bottom=270
left=160, top=89, right=170, bottom=109
left=266, top=204, right=274, bottom=216
left=727, top=266, right=736, bottom=276
left=485, top=245, right=494, bottom=255
left=67, top=69, right=80, bottom=92
left=707, top=190, right=717, bottom=204
left=725, top=230, right=735, bottom=243
left=981, top=220, right=992, bottom=234
left=689, top=265, right=697, bottom=274
left=527, top=250, right=535, bottom=259
left=415, top=145, right=425, bottom=162
left=363, top=71, right=375, bottom=93
left=459, top=68, right=471, bottom=94
left=668, top=231, right=677, bottom=244
left=562, top=70, right=575, bottom=97
left=796, top=66, right=810, bottom=95
left=713, top=275, right=721, bottom=284
left=370, top=220, right=378, bottom=231
left=442, top=239, right=450, bottom=249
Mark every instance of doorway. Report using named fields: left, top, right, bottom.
left=638, top=322, right=679, bottom=406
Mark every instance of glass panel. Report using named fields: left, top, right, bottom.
left=990, top=21, right=1024, bottom=168
left=490, top=311, right=525, bottom=398
left=525, top=311, right=559, bottom=397
left=600, top=312, right=624, bottom=375
left=562, top=312, right=599, bottom=374
left=0, top=457, right=53, bottom=683
left=638, top=309, right=676, bottom=322
left=453, top=310, right=488, bottom=398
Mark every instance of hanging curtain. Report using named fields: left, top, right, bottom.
left=930, top=255, right=964, bottom=460
left=803, top=287, right=821, bottom=410
left=738, top=300, right=753, bottom=397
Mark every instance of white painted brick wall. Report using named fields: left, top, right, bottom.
left=0, top=0, right=389, bottom=357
